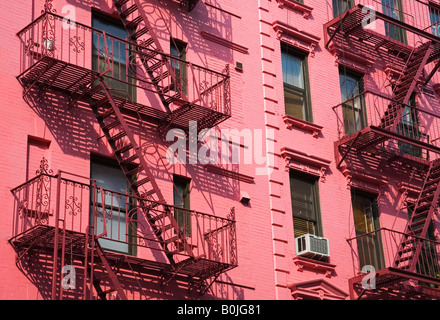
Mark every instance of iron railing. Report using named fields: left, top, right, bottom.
left=347, top=227, right=440, bottom=281
left=333, top=91, right=440, bottom=159
left=17, top=12, right=231, bottom=116
left=10, top=171, right=238, bottom=269
left=329, top=0, right=440, bottom=35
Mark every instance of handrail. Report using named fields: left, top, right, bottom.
left=17, top=12, right=229, bottom=78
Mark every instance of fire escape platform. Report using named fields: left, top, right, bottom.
left=324, top=5, right=440, bottom=62
left=335, top=125, right=440, bottom=168
left=349, top=267, right=440, bottom=299
left=17, top=55, right=230, bottom=132
left=9, top=224, right=231, bottom=283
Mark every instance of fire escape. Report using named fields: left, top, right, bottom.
left=325, top=1, right=440, bottom=299
left=11, top=0, right=236, bottom=300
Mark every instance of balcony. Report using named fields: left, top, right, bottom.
left=324, top=0, right=440, bottom=70
left=333, top=91, right=440, bottom=171
left=347, top=228, right=440, bottom=299
left=9, top=169, right=237, bottom=298
left=16, top=12, right=231, bottom=132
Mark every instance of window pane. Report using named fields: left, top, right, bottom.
left=382, top=0, right=407, bottom=43
left=173, top=176, right=191, bottom=237
left=333, top=0, right=354, bottom=17
left=339, top=71, right=366, bottom=135
left=430, top=7, right=440, bottom=36
left=281, top=45, right=311, bottom=121
left=282, top=52, right=304, bottom=89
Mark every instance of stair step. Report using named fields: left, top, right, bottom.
left=115, top=0, right=130, bottom=7
left=115, top=143, right=133, bottom=154
left=97, top=108, right=115, bottom=120
left=148, top=60, right=166, bottom=73
left=164, top=235, right=180, bottom=244
left=126, top=165, right=143, bottom=176
left=164, top=93, right=182, bottom=105
left=130, top=27, right=150, bottom=40
left=102, top=120, right=120, bottom=131
left=120, top=153, right=139, bottom=164
left=93, top=97, right=110, bottom=108
left=153, top=71, right=170, bottom=84
left=125, top=15, right=143, bottom=30
left=132, top=177, right=150, bottom=188
left=120, top=4, right=138, bottom=19
left=108, top=131, right=127, bottom=142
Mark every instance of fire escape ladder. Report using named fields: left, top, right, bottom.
left=82, top=227, right=127, bottom=300
left=393, top=158, right=440, bottom=272
left=89, top=77, right=196, bottom=266
left=380, top=42, right=433, bottom=131
left=113, top=0, right=187, bottom=111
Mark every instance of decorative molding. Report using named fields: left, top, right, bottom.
left=282, top=115, right=323, bottom=138
left=275, top=0, right=313, bottom=19
left=340, top=165, right=388, bottom=193
left=288, top=277, right=348, bottom=300
left=329, top=43, right=374, bottom=74
left=292, top=256, right=336, bottom=278
left=272, top=20, right=320, bottom=57
left=201, top=31, right=248, bottom=54
left=397, top=181, right=422, bottom=201
left=204, top=164, right=255, bottom=184
left=280, top=147, right=331, bottom=182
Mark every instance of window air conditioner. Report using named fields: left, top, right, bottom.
left=295, top=234, right=330, bottom=259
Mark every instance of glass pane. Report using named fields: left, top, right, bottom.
left=339, top=71, right=366, bottom=135
left=333, top=0, right=354, bottom=17
left=382, top=0, right=407, bottom=43
left=91, top=161, right=130, bottom=254
left=290, top=175, right=317, bottom=222
left=430, top=7, right=440, bottom=36
left=282, top=52, right=304, bottom=89
left=293, top=217, right=315, bottom=238
left=284, top=84, right=306, bottom=119
left=173, top=177, right=191, bottom=237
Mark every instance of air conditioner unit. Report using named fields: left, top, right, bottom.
left=295, top=234, right=330, bottom=260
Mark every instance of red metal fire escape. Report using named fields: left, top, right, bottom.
left=325, top=2, right=440, bottom=299
left=12, top=0, right=235, bottom=300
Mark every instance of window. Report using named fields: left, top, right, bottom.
left=430, top=6, right=440, bottom=37
left=281, top=43, right=312, bottom=122
left=170, top=39, right=187, bottom=95
left=92, top=12, right=136, bottom=98
left=397, top=94, right=422, bottom=158
left=290, top=171, right=322, bottom=238
left=382, top=0, right=407, bottom=44
left=90, top=156, right=135, bottom=255
left=173, top=175, right=191, bottom=237
left=339, top=68, right=367, bottom=135
left=351, top=189, right=384, bottom=270
left=332, top=0, right=354, bottom=17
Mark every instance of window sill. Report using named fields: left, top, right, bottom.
left=293, top=256, right=336, bottom=278
left=283, top=115, right=323, bottom=138
left=275, top=0, right=313, bottom=19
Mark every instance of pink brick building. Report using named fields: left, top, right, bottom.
left=2, top=0, right=440, bottom=301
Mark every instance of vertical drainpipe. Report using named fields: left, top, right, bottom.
left=51, top=170, right=62, bottom=300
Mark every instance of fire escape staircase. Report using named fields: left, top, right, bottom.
left=342, top=41, right=434, bottom=157
left=393, top=159, right=440, bottom=273
left=113, top=0, right=195, bottom=133
left=89, top=78, right=197, bottom=266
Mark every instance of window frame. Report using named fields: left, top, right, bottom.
left=339, top=67, right=367, bottom=136
left=332, top=0, right=354, bottom=18
left=173, top=175, right=191, bottom=237
left=290, top=170, right=323, bottom=238
left=281, top=43, right=313, bottom=122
